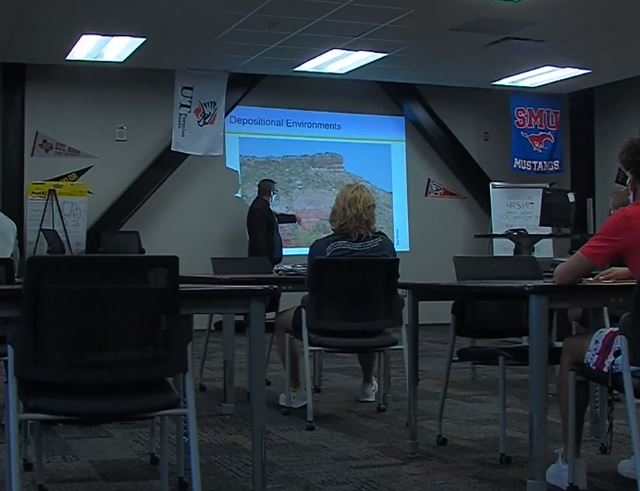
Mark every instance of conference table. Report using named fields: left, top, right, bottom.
left=400, top=279, right=636, bottom=491
left=181, top=274, right=307, bottom=414
left=0, top=282, right=279, bottom=491
left=181, top=274, right=637, bottom=490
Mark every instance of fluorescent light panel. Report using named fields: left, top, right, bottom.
left=492, top=65, right=591, bottom=87
left=66, top=34, right=146, bottom=62
left=294, top=49, right=388, bottom=74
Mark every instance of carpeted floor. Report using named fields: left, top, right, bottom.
left=1, top=325, right=637, bottom=490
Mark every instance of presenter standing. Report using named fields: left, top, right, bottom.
left=247, top=178, right=301, bottom=266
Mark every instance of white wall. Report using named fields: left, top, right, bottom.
left=24, top=66, right=571, bottom=323
left=594, top=76, right=640, bottom=227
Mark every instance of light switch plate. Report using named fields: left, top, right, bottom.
left=115, top=124, right=127, bottom=141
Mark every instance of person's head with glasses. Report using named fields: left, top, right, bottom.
left=617, top=135, right=640, bottom=204
left=257, top=178, right=278, bottom=205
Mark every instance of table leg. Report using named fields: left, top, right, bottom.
left=248, top=298, right=267, bottom=491
left=406, top=290, right=419, bottom=455
left=222, top=313, right=236, bottom=415
left=4, top=370, right=11, bottom=491
left=7, top=345, right=21, bottom=490
left=527, top=294, right=549, bottom=491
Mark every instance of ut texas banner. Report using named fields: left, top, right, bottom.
left=171, top=69, right=228, bottom=156
left=511, top=94, right=563, bottom=175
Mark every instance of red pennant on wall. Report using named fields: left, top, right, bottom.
left=425, top=178, right=465, bottom=199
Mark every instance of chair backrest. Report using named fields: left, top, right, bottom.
left=0, top=257, right=15, bottom=284
left=98, top=230, right=145, bottom=254
left=41, top=228, right=66, bottom=255
left=304, top=257, right=402, bottom=336
left=452, top=256, right=535, bottom=339
left=622, top=279, right=640, bottom=367
left=14, top=255, right=188, bottom=385
left=453, top=255, right=543, bottom=281
left=211, top=257, right=273, bottom=275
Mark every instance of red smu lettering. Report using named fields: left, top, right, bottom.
left=514, top=107, right=561, bottom=130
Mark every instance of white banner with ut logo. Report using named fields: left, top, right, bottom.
left=171, top=69, right=228, bottom=156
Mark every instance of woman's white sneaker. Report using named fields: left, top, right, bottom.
left=358, top=377, right=379, bottom=402
left=545, top=449, right=588, bottom=489
left=278, top=388, right=307, bottom=409
left=617, top=456, right=637, bottom=480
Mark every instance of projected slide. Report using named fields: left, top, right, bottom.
left=226, top=106, right=409, bottom=255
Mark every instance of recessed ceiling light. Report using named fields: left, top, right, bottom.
left=66, top=34, right=146, bottom=62
left=492, top=65, right=591, bottom=87
left=293, top=49, right=388, bottom=74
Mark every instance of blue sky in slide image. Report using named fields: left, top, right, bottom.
left=238, top=137, right=393, bottom=192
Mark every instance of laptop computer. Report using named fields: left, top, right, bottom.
left=453, top=255, right=544, bottom=282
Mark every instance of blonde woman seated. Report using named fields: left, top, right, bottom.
left=275, top=183, right=396, bottom=408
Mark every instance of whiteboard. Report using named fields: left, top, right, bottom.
left=489, top=182, right=553, bottom=257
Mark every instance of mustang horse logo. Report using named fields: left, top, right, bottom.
left=521, top=131, right=555, bottom=153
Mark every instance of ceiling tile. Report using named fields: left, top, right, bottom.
left=342, top=38, right=412, bottom=53
left=362, top=24, right=416, bottom=41
left=450, top=17, right=536, bottom=36
left=212, top=43, right=273, bottom=57
left=259, top=45, right=327, bottom=60
left=302, top=20, right=380, bottom=37
left=258, top=0, right=343, bottom=18
left=326, top=4, right=411, bottom=24
left=240, top=57, right=300, bottom=72
left=235, top=14, right=315, bottom=32
left=279, top=33, right=353, bottom=49
left=218, top=29, right=289, bottom=45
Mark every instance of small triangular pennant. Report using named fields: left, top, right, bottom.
left=31, top=131, right=97, bottom=158
left=425, top=178, right=466, bottom=199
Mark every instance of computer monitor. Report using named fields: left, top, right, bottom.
left=539, top=188, right=575, bottom=229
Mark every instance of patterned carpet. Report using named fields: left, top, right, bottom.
left=1, top=325, right=637, bottom=490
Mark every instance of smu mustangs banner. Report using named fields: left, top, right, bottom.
left=171, top=69, right=228, bottom=156
left=511, top=94, right=563, bottom=175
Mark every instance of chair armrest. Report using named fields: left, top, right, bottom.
left=300, top=294, right=310, bottom=310
left=619, top=312, right=632, bottom=335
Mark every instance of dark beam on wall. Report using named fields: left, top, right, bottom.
left=86, top=73, right=263, bottom=251
left=380, top=82, right=491, bottom=215
left=568, top=89, right=595, bottom=235
left=0, top=63, right=26, bottom=256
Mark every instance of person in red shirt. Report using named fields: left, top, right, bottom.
left=547, top=135, right=640, bottom=489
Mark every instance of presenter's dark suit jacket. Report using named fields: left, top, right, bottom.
left=246, top=196, right=296, bottom=266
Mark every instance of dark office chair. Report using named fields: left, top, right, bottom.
left=284, top=257, right=405, bottom=429
left=40, top=228, right=66, bottom=255
left=566, top=281, right=640, bottom=491
left=198, top=256, right=280, bottom=391
left=98, top=230, right=146, bottom=254
left=7, top=255, right=201, bottom=490
left=0, top=257, right=15, bottom=359
left=437, top=256, right=561, bottom=464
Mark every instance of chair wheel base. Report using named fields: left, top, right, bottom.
left=306, top=422, right=316, bottom=431
left=598, top=443, right=609, bottom=455
left=499, top=453, right=512, bottom=465
left=566, top=484, right=580, bottom=491
left=37, top=485, right=48, bottom=491
left=149, top=454, right=160, bottom=466
left=376, top=404, right=387, bottom=413
left=177, top=477, right=189, bottom=490
left=198, top=384, right=207, bottom=392
left=436, top=435, right=448, bottom=446
left=313, top=385, right=322, bottom=394
left=22, top=459, right=34, bottom=472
